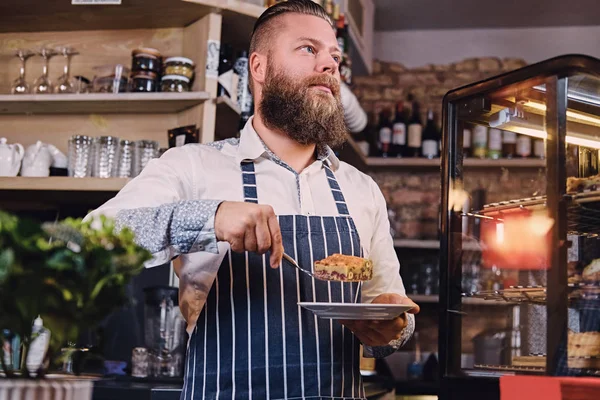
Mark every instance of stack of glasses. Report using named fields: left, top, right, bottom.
left=67, top=135, right=160, bottom=178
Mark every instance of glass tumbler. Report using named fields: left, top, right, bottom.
left=114, top=139, right=134, bottom=178
left=133, top=140, right=159, bottom=177
left=92, top=136, right=120, bottom=178
left=131, top=347, right=149, bottom=378
left=68, top=135, right=93, bottom=178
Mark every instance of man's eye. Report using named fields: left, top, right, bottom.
left=302, top=45, right=316, bottom=54
left=333, top=55, right=341, bottom=63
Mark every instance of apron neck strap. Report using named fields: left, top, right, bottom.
left=239, top=160, right=350, bottom=215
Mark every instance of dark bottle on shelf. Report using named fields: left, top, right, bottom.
left=234, top=50, right=251, bottom=114
left=407, top=101, right=423, bottom=157
left=238, top=99, right=254, bottom=136
left=391, top=101, right=407, bottom=158
left=336, top=14, right=347, bottom=55
left=421, top=109, right=439, bottom=159
left=407, top=332, right=423, bottom=380
left=216, top=43, right=234, bottom=98
left=378, top=108, right=393, bottom=158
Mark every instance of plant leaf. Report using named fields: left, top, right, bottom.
left=0, top=249, right=14, bottom=282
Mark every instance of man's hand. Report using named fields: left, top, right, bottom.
left=214, top=201, right=284, bottom=268
left=341, top=293, right=419, bottom=347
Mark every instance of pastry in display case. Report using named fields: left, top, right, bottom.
left=438, top=55, right=600, bottom=400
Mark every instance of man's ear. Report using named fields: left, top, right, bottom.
left=250, top=52, right=267, bottom=85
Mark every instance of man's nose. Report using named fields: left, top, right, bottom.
left=315, top=52, right=338, bottom=75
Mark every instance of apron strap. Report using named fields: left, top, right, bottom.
left=323, top=164, right=350, bottom=216
left=241, top=161, right=259, bottom=204
left=239, top=160, right=351, bottom=216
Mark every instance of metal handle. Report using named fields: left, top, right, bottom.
left=282, top=253, right=320, bottom=280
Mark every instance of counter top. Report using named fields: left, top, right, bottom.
left=92, top=375, right=400, bottom=400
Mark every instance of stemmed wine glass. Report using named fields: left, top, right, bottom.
left=33, top=48, right=58, bottom=94
left=11, top=49, right=35, bottom=94
left=54, top=47, right=79, bottom=94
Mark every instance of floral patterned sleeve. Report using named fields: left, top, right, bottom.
left=115, top=199, right=224, bottom=259
left=363, top=313, right=415, bottom=359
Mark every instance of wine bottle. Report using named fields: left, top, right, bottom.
left=392, top=101, right=407, bottom=158
left=421, top=109, right=439, bottom=159
left=407, top=101, right=423, bottom=157
left=378, top=109, right=392, bottom=158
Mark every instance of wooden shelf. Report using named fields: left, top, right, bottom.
left=394, top=239, right=481, bottom=251
left=342, top=137, right=545, bottom=170
left=0, top=177, right=129, bottom=209
left=0, top=92, right=210, bottom=115
left=394, top=239, right=440, bottom=249
left=365, top=157, right=545, bottom=168
left=216, top=95, right=240, bottom=115
left=409, top=294, right=510, bottom=306
left=465, top=158, right=545, bottom=168
left=0, top=0, right=236, bottom=32
left=0, top=177, right=129, bottom=192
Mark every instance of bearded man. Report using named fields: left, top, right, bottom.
left=86, top=1, right=418, bottom=399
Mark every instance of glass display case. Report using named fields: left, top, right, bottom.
left=439, top=55, right=600, bottom=400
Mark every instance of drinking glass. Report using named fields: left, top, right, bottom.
left=33, top=48, right=58, bottom=94
left=131, top=347, right=149, bottom=378
left=114, top=139, right=134, bottom=178
left=11, top=49, right=34, bottom=94
left=133, top=140, right=159, bottom=177
left=68, top=135, right=93, bottom=178
left=54, top=47, right=80, bottom=94
left=92, top=136, right=119, bottom=178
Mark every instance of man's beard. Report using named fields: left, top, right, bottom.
left=259, top=63, right=348, bottom=149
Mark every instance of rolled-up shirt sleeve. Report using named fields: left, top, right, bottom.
left=361, top=177, right=416, bottom=358
left=84, top=146, right=222, bottom=267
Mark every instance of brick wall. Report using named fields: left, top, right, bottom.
left=350, top=56, right=541, bottom=240
left=352, top=57, right=527, bottom=119
left=373, top=168, right=544, bottom=240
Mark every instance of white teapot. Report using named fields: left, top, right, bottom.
left=21, top=141, right=53, bottom=177
left=0, top=137, right=24, bottom=177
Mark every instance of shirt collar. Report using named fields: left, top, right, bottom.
left=236, top=116, right=340, bottom=171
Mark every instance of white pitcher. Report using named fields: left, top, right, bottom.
left=0, top=137, right=24, bottom=177
left=21, top=141, right=53, bottom=177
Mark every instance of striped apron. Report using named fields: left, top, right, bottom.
left=181, top=160, right=366, bottom=399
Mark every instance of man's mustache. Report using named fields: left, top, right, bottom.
left=303, top=74, right=341, bottom=97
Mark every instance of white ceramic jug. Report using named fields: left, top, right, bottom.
left=0, top=137, right=24, bottom=177
left=21, top=141, right=53, bottom=177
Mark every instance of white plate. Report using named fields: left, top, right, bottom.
left=298, top=302, right=414, bottom=320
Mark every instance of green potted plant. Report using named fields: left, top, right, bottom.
left=0, top=210, right=151, bottom=399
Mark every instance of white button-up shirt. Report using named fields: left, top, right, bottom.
left=88, top=118, right=409, bottom=339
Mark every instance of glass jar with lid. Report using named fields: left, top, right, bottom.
left=160, top=75, right=190, bottom=92
left=131, top=48, right=162, bottom=74
left=163, top=57, right=195, bottom=79
left=131, top=71, right=158, bottom=92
